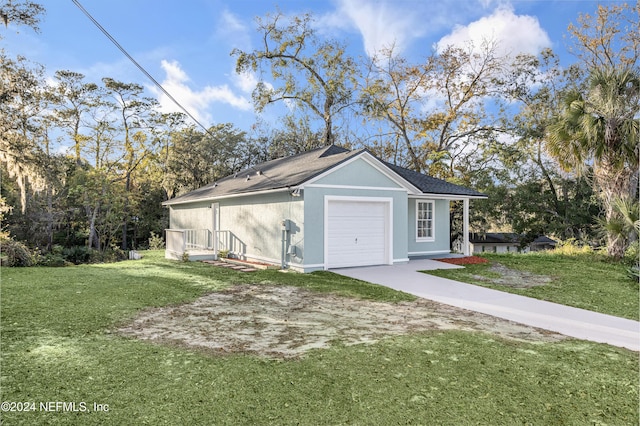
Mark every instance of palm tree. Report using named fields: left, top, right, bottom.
left=548, top=66, right=640, bottom=258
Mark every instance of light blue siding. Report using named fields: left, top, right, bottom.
left=313, top=158, right=404, bottom=189
left=168, top=156, right=457, bottom=272
left=169, top=201, right=213, bottom=230
left=407, top=199, right=451, bottom=256
left=218, top=192, right=304, bottom=266
left=302, top=187, right=408, bottom=272
left=300, top=157, right=410, bottom=271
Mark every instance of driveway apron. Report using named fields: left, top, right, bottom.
left=333, top=260, right=640, bottom=351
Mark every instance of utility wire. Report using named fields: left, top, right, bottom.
left=71, top=0, right=211, bottom=135
left=72, top=0, right=284, bottom=188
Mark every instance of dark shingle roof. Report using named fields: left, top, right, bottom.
left=384, top=162, right=486, bottom=197
left=164, top=145, right=359, bottom=205
left=532, top=236, right=557, bottom=245
left=163, top=145, right=486, bottom=205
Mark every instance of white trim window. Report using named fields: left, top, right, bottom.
left=416, top=200, right=434, bottom=241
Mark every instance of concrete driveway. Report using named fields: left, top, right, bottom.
left=333, top=259, right=640, bottom=351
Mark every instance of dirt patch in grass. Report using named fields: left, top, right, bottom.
left=472, top=263, right=553, bottom=288
left=117, top=284, right=565, bottom=359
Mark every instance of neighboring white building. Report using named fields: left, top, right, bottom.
left=453, top=233, right=557, bottom=254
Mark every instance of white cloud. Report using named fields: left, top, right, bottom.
left=436, top=5, right=551, bottom=57
left=232, top=70, right=259, bottom=94
left=150, top=60, right=252, bottom=126
left=216, top=9, right=252, bottom=51
left=320, top=0, right=503, bottom=57
left=322, top=0, right=431, bottom=56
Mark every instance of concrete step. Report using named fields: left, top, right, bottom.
left=201, top=260, right=258, bottom=272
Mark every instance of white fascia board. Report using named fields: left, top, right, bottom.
left=304, top=184, right=407, bottom=192
left=162, top=187, right=291, bottom=206
left=408, top=194, right=488, bottom=200
left=300, top=151, right=421, bottom=194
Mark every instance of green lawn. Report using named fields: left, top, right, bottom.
left=425, top=253, right=639, bottom=321
left=1, top=251, right=638, bottom=425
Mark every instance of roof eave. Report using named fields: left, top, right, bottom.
left=162, top=186, right=292, bottom=206
left=409, top=193, right=488, bottom=200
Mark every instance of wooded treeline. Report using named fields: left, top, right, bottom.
left=1, top=2, right=638, bottom=263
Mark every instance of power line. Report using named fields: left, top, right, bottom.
left=71, top=0, right=284, bottom=188
left=71, top=0, right=211, bottom=135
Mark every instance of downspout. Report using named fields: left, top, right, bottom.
left=281, top=219, right=290, bottom=269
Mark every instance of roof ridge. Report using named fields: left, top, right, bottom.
left=163, top=145, right=486, bottom=206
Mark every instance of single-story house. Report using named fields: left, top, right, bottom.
left=454, top=232, right=557, bottom=254
left=163, top=145, right=486, bottom=272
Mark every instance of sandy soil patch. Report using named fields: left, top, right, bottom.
left=471, top=263, right=553, bottom=288
left=117, top=284, right=565, bottom=359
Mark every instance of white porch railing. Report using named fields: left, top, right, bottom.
left=184, top=229, right=211, bottom=250
left=166, top=229, right=212, bottom=256
left=165, top=229, right=236, bottom=256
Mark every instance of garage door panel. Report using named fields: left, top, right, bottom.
left=326, top=199, right=390, bottom=268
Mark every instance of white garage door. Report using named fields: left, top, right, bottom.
left=326, top=199, right=390, bottom=268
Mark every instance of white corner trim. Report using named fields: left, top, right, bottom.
left=301, top=263, right=325, bottom=269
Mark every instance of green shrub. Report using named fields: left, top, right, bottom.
left=0, top=236, right=34, bottom=267
left=148, top=232, right=165, bottom=250
left=106, top=247, right=127, bottom=262
left=87, top=247, right=127, bottom=264
left=38, top=253, right=68, bottom=267
left=552, top=238, right=595, bottom=256
left=624, top=241, right=639, bottom=282
left=63, top=245, right=91, bottom=265
left=624, top=241, right=639, bottom=266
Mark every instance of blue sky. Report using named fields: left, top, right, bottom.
left=2, top=0, right=617, bottom=133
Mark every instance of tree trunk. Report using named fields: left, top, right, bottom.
left=87, top=202, right=100, bottom=250
left=121, top=172, right=130, bottom=251
left=594, top=160, right=634, bottom=258
left=46, top=184, right=53, bottom=251
left=323, top=110, right=333, bottom=146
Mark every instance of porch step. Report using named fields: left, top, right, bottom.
left=201, top=260, right=258, bottom=273
left=220, top=258, right=280, bottom=270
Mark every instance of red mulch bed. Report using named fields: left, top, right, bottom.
left=434, top=256, right=489, bottom=265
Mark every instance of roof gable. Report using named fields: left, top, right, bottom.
left=302, top=151, right=419, bottom=192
